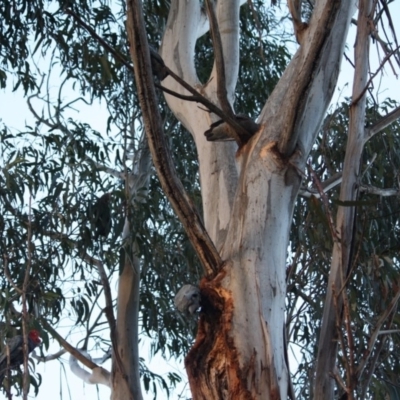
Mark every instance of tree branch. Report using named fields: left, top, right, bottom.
left=342, top=285, right=356, bottom=397
left=287, top=0, right=308, bottom=44
left=85, top=155, right=123, bottom=179
left=299, top=172, right=342, bottom=198
left=41, top=319, right=100, bottom=370
left=377, top=329, right=400, bottom=335
left=64, top=8, right=129, bottom=69
left=359, top=311, right=396, bottom=400
left=22, top=198, right=33, bottom=399
left=126, top=0, right=222, bottom=276
left=32, top=349, right=66, bottom=362
left=203, top=0, right=253, bottom=145
left=308, top=164, right=338, bottom=242
left=65, top=6, right=248, bottom=148
left=164, top=69, right=255, bottom=141
left=352, top=44, right=400, bottom=106
left=365, top=105, right=400, bottom=142
left=333, top=285, right=352, bottom=397
left=204, top=0, right=234, bottom=117
left=24, top=222, right=127, bottom=382
left=277, top=0, right=355, bottom=157
left=359, top=184, right=400, bottom=196
left=355, top=283, right=400, bottom=380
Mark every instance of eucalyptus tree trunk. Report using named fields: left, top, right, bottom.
left=314, top=1, right=373, bottom=398
left=112, top=251, right=142, bottom=400
left=126, top=0, right=356, bottom=398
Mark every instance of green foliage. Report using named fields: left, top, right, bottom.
left=288, top=98, right=400, bottom=399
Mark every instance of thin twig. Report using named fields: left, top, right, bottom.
left=22, top=196, right=33, bottom=400
left=330, top=367, right=349, bottom=395
left=333, top=284, right=351, bottom=396
left=359, top=185, right=399, bottom=196
left=343, top=287, right=356, bottom=398
left=352, top=45, right=400, bottom=106
left=356, top=282, right=400, bottom=379
left=64, top=9, right=129, bottom=68
left=32, top=349, right=67, bottom=362
left=360, top=310, right=395, bottom=399
left=299, top=172, right=343, bottom=198
left=307, top=163, right=339, bottom=242
left=377, top=329, right=400, bottom=335
left=65, top=6, right=249, bottom=144
left=84, top=294, right=105, bottom=349
left=379, top=0, right=400, bottom=67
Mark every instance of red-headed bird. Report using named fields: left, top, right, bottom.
left=0, top=330, right=41, bottom=385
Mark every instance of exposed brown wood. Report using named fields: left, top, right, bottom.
left=185, top=270, right=254, bottom=400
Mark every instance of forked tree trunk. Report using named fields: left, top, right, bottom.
left=126, top=0, right=356, bottom=398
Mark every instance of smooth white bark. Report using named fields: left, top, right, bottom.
left=161, top=0, right=240, bottom=249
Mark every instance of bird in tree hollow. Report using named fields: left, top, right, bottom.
left=204, top=114, right=260, bottom=146
left=149, top=45, right=169, bottom=81
left=0, top=330, right=41, bottom=385
left=89, top=193, right=112, bottom=240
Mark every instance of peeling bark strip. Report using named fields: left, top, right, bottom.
left=204, top=0, right=234, bottom=118
left=278, top=0, right=343, bottom=157
left=185, top=271, right=253, bottom=400
left=125, top=0, right=222, bottom=276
